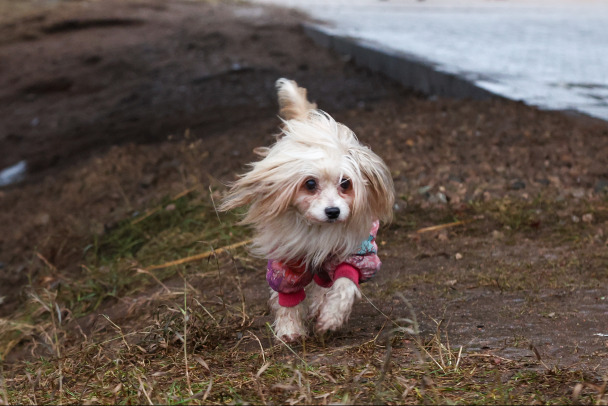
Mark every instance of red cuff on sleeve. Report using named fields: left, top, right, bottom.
left=278, top=290, right=306, bottom=307
left=334, top=263, right=360, bottom=286
left=313, top=272, right=334, bottom=288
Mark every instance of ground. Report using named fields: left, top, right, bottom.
left=1, top=0, right=608, bottom=404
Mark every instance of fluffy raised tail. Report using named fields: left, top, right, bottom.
left=275, top=78, right=317, bottom=121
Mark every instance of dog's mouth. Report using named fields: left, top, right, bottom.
left=324, top=217, right=348, bottom=224
left=302, top=216, right=345, bottom=225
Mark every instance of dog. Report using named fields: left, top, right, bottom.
left=220, top=78, right=394, bottom=342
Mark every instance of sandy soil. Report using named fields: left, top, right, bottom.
left=1, top=0, right=607, bottom=376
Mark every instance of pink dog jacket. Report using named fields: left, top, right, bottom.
left=266, top=220, right=382, bottom=307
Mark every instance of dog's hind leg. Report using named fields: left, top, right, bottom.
left=269, top=290, right=307, bottom=342
left=315, top=278, right=361, bottom=333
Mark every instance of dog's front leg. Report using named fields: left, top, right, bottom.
left=315, top=277, right=361, bottom=333
left=306, top=282, right=329, bottom=320
left=269, top=290, right=307, bottom=342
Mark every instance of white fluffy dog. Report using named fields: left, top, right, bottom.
left=221, top=78, right=394, bottom=342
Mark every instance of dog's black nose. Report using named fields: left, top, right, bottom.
left=325, top=207, right=340, bottom=220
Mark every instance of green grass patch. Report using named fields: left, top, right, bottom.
left=61, top=189, right=251, bottom=317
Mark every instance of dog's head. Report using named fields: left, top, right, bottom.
left=221, top=79, right=394, bottom=225
left=274, top=110, right=394, bottom=227
left=220, top=79, right=394, bottom=263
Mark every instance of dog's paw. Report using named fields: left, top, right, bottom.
left=315, top=278, right=361, bottom=333
left=270, top=292, right=307, bottom=342
left=278, top=332, right=304, bottom=343
left=315, top=311, right=344, bottom=334
left=274, top=309, right=307, bottom=343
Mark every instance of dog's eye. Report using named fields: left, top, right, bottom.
left=305, top=179, right=317, bottom=191
left=340, top=178, right=351, bottom=190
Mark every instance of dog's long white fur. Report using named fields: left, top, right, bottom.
left=315, top=278, right=361, bottom=333
left=221, top=78, right=394, bottom=341
left=269, top=290, right=307, bottom=340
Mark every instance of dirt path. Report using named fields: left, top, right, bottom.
left=1, top=0, right=607, bottom=397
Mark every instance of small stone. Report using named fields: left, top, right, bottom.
left=571, top=188, right=585, bottom=198
left=582, top=213, right=594, bottom=223
left=492, top=230, right=504, bottom=240
left=510, top=180, right=526, bottom=190
left=548, top=175, right=561, bottom=186
left=448, top=174, right=464, bottom=183
left=535, top=178, right=550, bottom=186
left=455, top=253, right=463, bottom=260
left=140, top=173, right=156, bottom=188
left=165, top=203, right=176, bottom=211
left=594, top=178, right=608, bottom=193
left=595, top=228, right=604, bottom=239
left=35, top=213, right=50, bottom=226
left=572, top=215, right=580, bottom=223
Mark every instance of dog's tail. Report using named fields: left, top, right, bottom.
left=276, top=78, right=317, bottom=121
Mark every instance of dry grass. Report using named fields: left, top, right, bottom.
left=1, top=291, right=606, bottom=404
left=1, top=189, right=608, bottom=404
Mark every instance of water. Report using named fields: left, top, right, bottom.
left=252, top=0, right=608, bottom=121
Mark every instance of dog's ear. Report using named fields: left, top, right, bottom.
left=276, top=78, right=317, bottom=121
left=253, top=146, right=270, bottom=157
left=219, top=162, right=300, bottom=224
left=219, top=179, right=256, bottom=213
left=350, top=147, right=395, bottom=223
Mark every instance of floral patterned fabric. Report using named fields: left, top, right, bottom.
left=266, top=220, right=382, bottom=295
